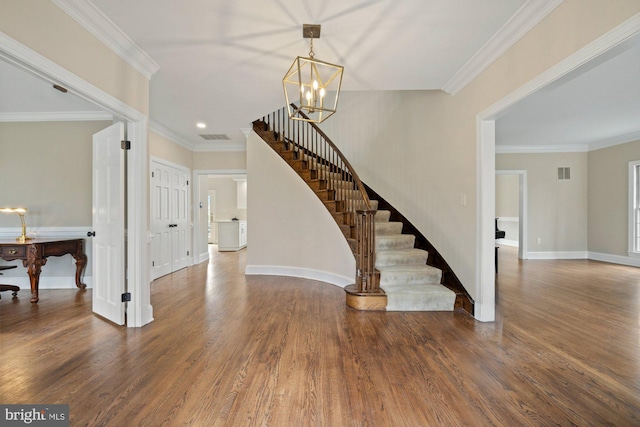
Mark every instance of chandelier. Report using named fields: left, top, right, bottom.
left=283, top=24, right=343, bottom=123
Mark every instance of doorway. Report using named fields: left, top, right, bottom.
left=0, top=35, right=152, bottom=327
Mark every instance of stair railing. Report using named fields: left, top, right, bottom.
left=260, top=105, right=379, bottom=293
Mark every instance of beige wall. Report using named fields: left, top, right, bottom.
left=318, top=1, right=640, bottom=300
left=149, top=131, right=193, bottom=170
left=497, top=152, right=588, bottom=253
left=588, top=139, right=640, bottom=256
left=496, top=174, right=519, bottom=218
left=0, top=0, right=149, bottom=115
left=208, top=177, right=246, bottom=222
left=193, top=151, right=247, bottom=170
left=246, top=132, right=355, bottom=285
left=0, top=120, right=111, bottom=227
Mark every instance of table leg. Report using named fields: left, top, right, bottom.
left=24, top=247, right=47, bottom=303
left=72, top=252, right=88, bottom=289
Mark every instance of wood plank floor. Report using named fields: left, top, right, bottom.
left=1, top=246, right=639, bottom=426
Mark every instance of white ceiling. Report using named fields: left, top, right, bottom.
left=88, top=0, right=527, bottom=146
left=2, top=1, right=638, bottom=153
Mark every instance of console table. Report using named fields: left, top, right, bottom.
left=0, top=238, right=87, bottom=303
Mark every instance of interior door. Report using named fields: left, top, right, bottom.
left=151, top=163, right=172, bottom=279
left=171, top=168, right=189, bottom=271
left=92, top=122, right=125, bottom=325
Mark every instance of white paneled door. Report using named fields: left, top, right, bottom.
left=151, top=160, right=190, bottom=280
left=92, top=122, right=126, bottom=325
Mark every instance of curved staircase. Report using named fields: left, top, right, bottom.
left=253, top=108, right=466, bottom=314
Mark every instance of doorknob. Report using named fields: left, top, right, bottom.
left=87, top=231, right=96, bottom=237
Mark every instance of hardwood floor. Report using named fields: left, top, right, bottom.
left=1, top=246, right=639, bottom=426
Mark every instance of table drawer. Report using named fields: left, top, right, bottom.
left=1, top=245, right=26, bottom=258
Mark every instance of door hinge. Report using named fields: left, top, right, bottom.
left=152, top=261, right=155, bottom=267
left=121, top=140, right=131, bottom=150
left=187, top=180, right=189, bottom=185
left=152, top=171, right=155, bottom=178
left=121, top=292, right=131, bottom=303
left=187, top=251, right=190, bottom=256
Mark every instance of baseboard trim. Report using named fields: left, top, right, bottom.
left=527, top=251, right=588, bottom=260
left=245, top=265, right=353, bottom=288
left=195, top=251, right=209, bottom=264
left=588, top=252, right=640, bottom=268
left=496, top=239, right=519, bottom=247
left=0, top=276, right=93, bottom=290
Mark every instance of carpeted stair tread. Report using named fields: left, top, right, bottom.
left=378, top=264, right=443, bottom=286
left=384, top=284, right=456, bottom=311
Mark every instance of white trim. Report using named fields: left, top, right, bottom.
left=496, top=239, right=519, bottom=247
left=628, top=160, right=640, bottom=255
left=496, top=129, right=640, bottom=154
left=495, top=169, right=528, bottom=260
left=475, top=119, right=496, bottom=322
left=443, top=0, right=564, bottom=95
left=478, top=12, right=640, bottom=323
left=150, top=156, right=191, bottom=175
left=196, top=251, right=210, bottom=264
left=51, top=0, right=160, bottom=79
left=0, top=226, right=90, bottom=239
left=0, top=111, right=113, bottom=122
left=527, top=251, right=588, bottom=259
left=245, top=265, right=353, bottom=288
left=496, top=144, right=589, bottom=154
left=589, top=251, right=640, bottom=268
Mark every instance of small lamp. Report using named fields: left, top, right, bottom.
left=0, top=207, right=32, bottom=242
left=283, top=24, right=343, bottom=123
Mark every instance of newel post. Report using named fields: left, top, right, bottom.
left=355, top=209, right=378, bottom=292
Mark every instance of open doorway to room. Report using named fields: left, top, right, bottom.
left=0, top=39, right=151, bottom=327
left=495, top=170, right=527, bottom=266
left=192, top=170, right=247, bottom=265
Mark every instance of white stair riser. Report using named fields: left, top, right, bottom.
left=379, top=269, right=442, bottom=286
left=375, top=222, right=403, bottom=235
left=375, top=250, right=428, bottom=267
left=375, top=235, right=415, bottom=250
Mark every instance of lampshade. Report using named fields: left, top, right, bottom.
left=0, top=207, right=31, bottom=242
left=283, top=24, right=343, bottom=123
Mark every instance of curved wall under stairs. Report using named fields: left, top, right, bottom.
left=245, top=131, right=356, bottom=286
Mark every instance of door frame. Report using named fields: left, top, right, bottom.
left=475, top=14, right=640, bottom=322
left=0, top=32, right=153, bottom=327
left=192, top=169, right=247, bottom=265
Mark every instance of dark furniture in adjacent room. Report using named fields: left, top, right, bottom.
left=0, top=265, right=20, bottom=299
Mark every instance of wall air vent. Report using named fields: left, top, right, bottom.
left=199, top=134, right=231, bottom=141
left=558, top=167, right=571, bottom=180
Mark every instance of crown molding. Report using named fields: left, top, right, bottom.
left=0, top=111, right=113, bottom=122
left=149, top=120, right=247, bottom=153
left=496, top=143, right=588, bottom=154
left=442, top=0, right=564, bottom=95
left=51, top=0, right=160, bottom=79
left=496, top=129, right=640, bottom=154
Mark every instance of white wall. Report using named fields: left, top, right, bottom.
left=246, top=132, right=355, bottom=286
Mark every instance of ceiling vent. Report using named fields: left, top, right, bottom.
left=199, top=134, right=231, bottom=141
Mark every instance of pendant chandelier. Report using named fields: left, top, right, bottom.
left=283, top=24, right=343, bottom=123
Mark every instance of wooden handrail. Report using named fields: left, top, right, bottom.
left=258, top=106, right=379, bottom=293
